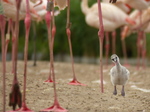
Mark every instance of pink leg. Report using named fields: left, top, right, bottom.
left=136, top=10, right=143, bottom=69
left=0, top=14, right=6, bottom=112
left=97, top=0, right=104, bottom=93
left=137, top=31, right=142, bottom=69
left=112, top=31, right=116, bottom=54
left=66, top=28, right=86, bottom=86
left=44, top=11, right=54, bottom=83
left=17, top=0, right=33, bottom=111
left=121, top=39, right=129, bottom=66
left=10, top=21, right=16, bottom=74
left=8, top=0, right=22, bottom=111
left=40, top=1, right=67, bottom=111
left=105, top=32, right=110, bottom=67
left=13, top=0, right=21, bottom=76
left=5, top=19, right=11, bottom=54
left=66, top=0, right=86, bottom=86
left=32, top=22, right=37, bottom=66
left=141, top=32, right=146, bottom=69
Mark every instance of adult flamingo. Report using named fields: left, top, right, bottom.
left=17, top=0, right=34, bottom=111
left=43, top=0, right=67, bottom=83
left=142, top=22, right=150, bottom=67
left=121, top=0, right=149, bottom=10
left=66, top=0, right=86, bottom=86
left=103, top=0, right=132, bottom=66
left=7, top=0, right=34, bottom=111
left=122, top=8, right=150, bottom=68
left=2, top=0, right=40, bottom=74
left=5, top=0, right=23, bottom=111
left=121, top=0, right=150, bottom=68
left=1, top=0, right=40, bottom=111
left=81, top=0, right=135, bottom=67
left=40, top=0, right=67, bottom=111
left=103, top=0, right=131, bottom=13
left=2, top=0, right=39, bottom=75
left=42, top=0, right=85, bottom=86
left=0, top=15, right=13, bottom=112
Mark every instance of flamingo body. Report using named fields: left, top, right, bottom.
left=81, top=0, right=134, bottom=32
left=122, top=0, right=149, bottom=10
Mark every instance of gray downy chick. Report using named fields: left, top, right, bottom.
left=110, top=54, right=130, bottom=96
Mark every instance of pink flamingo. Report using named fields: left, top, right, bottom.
left=4, top=0, right=37, bottom=111
left=121, top=0, right=150, bottom=69
left=31, top=0, right=59, bottom=82
left=2, top=1, right=39, bottom=111
left=16, top=0, right=34, bottom=111
left=38, top=0, right=66, bottom=83
left=97, top=0, right=104, bottom=93
left=103, top=0, right=132, bottom=66
left=44, top=0, right=56, bottom=83
left=142, top=22, right=150, bottom=67
left=122, top=8, right=150, bottom=69
left=0, top=17, right=14, bottom=112
left=2, top=0, right=39, bottom=74
left=103, top=0, right=131, bottom=13
left=43, top=0, right=85, bottom=86
left=2, top=0, right=38, bottom=110
left=66, top=0, right=86, bottom=86
left=7, top=0, right=23, bottom=111
left=81, top=0, right=135, bottom=68
left=40, top=0, right=67, bottom=111
left=39, top=0, right=54, bottom=83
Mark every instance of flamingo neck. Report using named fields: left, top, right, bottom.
left=81, top=0, right=90, bottom=15
left=116, top=61, right=121, bottom=72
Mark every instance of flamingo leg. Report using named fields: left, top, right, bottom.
left=5, top=19, right=11, bottom=63
left=44, top=10, right=53, bottom=83
left=7, top=19, right=22, bottom=111
left=8, top=0, right=23, bottom=111
left=10, top=21, right=16, bottom=74
left=136, top=10, right=143, bottom=69
left=40, top=0, right=67, bottom=111
left=17, top=0, right=33, bottom=111
left=32, top=21, right=37, bottom=66
left=121, top=39, right=129, bottom=66
left=112, top=31, right=116, bottom=54
left=105, top=32, right=110, bottom=67
left=0, top=14, right=6, bottom=112
left=66, top=0, right=86, bottom=86
left=13, top=0, right=21, bottom=76
left=137, top=31, right=142, bottom=69
left=141, top=32, right=146, bottom=69
left=97, top=0, right=104, bottom=93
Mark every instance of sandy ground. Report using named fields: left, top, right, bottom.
left=0, top=61, right=150, bottom=112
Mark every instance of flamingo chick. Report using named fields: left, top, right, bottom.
left=110, top=54, right=130, bottom=96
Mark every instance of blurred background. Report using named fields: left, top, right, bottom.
left=2, top=0, right=150, bottom=64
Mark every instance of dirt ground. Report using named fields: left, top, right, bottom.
left=0, top=61, right=150, bottom=112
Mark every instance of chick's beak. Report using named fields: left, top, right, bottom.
left=112, top=57, right=117, bottom=62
